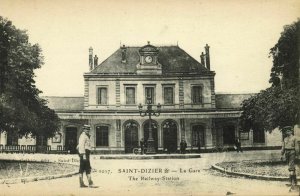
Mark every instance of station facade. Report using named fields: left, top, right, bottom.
left=0, top=43, right=282, bottom=153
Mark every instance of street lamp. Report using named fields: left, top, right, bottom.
left=138, top=96, right=161, bottom=154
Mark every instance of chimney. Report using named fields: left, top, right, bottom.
left=204, top=44, right=210, bottom=70
left=94, top=55, right=98, bottom=67
left=89, top=47, right=93, bottom=71
left=200, top=52, right=205, bottom=66
left=121, top=44, right=127, bottom=63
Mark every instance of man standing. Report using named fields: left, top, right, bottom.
left=281, top=126, right=298, bottom=190
left=180, top=140, right=187, bottom=154
left=78, top=124, right=97, bottom=188
left=140, top=138, right=145, bottom=155
left=234, top=138, right=243, bottom=153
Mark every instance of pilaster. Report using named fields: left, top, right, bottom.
left=180, top=119, right=185, bottom=140
left=116, top=119, right=121, bottom=147
left=84, top=78, right=89, bottom=108
left=210, top=77, right=216, bottom=108
left=179, top=78, right=184, bottom=108
left=115, top=79, right=120, bottom=107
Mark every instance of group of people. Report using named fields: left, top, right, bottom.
left=139, top=138, right=188, bottom=154
left=140, top=138, right=187, bottom=154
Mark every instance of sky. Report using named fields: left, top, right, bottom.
left=0, top=0, right=299, bottom=96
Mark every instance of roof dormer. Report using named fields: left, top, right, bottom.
left=136, top=41, right=162, bottom=75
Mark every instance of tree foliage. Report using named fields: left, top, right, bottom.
left=240, top=19, right=300, bottom=132
left=0, top=16, right=60, bottom=138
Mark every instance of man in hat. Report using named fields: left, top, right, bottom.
left=77, top=124, right=97, bottom=188
left=281, top=126, right=298, bottom=189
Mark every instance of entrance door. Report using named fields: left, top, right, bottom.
left=163, top=120, right=178, bottom=153
left=192, top=125, right=205, bottom=151
left=143, top=120, right=158, bottom=152
left=65, top=127, right=78, bottom=154
left=124, top=122, right=138, bottom=153
left=223, top=125, right=235, bottom=145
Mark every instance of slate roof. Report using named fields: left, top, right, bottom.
left=91, top=46, right=209, bottom=74
left=44, top=96, right=84, bottom=111
left=215, top=94, right=255, bottom=109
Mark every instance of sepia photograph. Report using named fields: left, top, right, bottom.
left=0, top=0, right=299, bottom=195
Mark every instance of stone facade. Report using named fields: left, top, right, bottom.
left=0, top=43, right=283, bottom=154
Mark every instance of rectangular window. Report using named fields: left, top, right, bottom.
left=145, top=87, right=155, bottom=104
left=96, top=126, right=109, bottom=146
left=163, top=87, right=174, bottom=105
left=97, top=87, right=107, bottom=105
left=126, top=87, right=136, bottom=104
left=192, top=86, right=203, bottom=104
left=6, top=131, right=18, bottom=146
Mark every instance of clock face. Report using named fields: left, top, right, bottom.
left=145, top=56, right=153, bottom=63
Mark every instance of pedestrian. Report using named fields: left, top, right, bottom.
left=180, top=140, right=187, bottom=154
left=281, top=126, right=298, bottom=190
left=234, top=138, right=243, bottom=153
left=77, top=124, right=97, bottom=188
left=140, top=138, right=145, bottom=154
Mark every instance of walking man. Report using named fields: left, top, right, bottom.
left=281, top=126, right=298, bottom=190
left=78, top=124, right=97, bottom=188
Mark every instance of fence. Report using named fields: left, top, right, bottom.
left=0, top=144, right=70, bottom=154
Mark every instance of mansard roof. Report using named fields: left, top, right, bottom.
left=91, top=46, right=210, bottom=74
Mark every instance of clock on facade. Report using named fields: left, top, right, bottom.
left=145, top=56, right=153, bottom=63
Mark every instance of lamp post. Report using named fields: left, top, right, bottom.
left=138, top=96, right=161, bottom=154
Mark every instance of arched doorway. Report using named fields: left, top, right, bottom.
left=124, top=121, right=139, bottom=154
left=162, top=120, right=178, bottom=153
left=65, top=126, right=78, bottom=154
left=192, top=125, right=205, bottom=151
left=143, top=120, right=158, bottom=152
left=223, top=124, right=235, bottom=145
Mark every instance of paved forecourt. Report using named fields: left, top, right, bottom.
left=0, top=150, right=298, bottom=196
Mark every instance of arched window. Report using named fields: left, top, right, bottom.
left=162, top=120, right=178, bottom=153
left=124, top=121, right=139, bottom=153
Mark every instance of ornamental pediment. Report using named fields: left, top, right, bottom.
left=139, top=44, right=158, bottom=54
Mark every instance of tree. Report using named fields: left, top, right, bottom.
left=0, top=16, right=60, bottom=138
left=240, top=19, right=300, bottom=132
